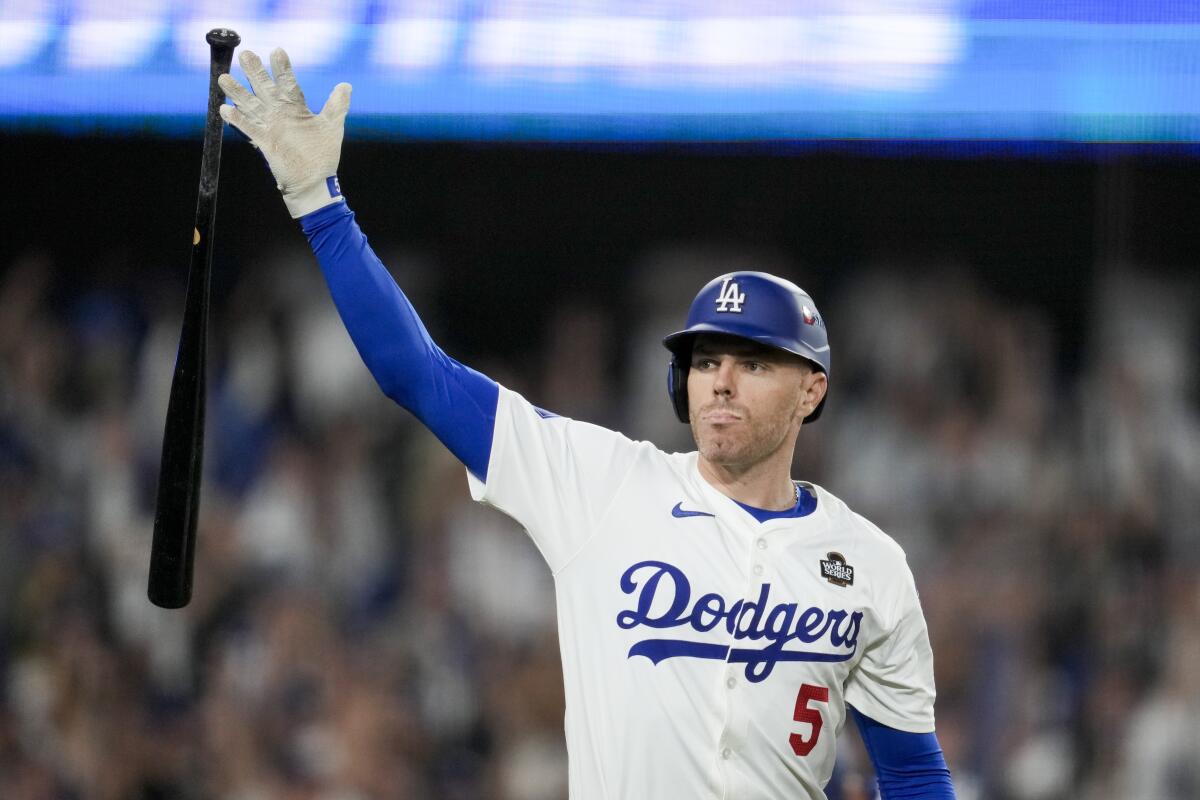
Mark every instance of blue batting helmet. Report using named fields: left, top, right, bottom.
left=662, top=271, right=830, bottom=423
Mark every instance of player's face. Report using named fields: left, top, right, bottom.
left=687, top=334, right=826, bottom=469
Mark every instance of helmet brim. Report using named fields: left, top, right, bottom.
left=662, top=326, right=828, bottom=375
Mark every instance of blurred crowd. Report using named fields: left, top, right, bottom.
left=0, top=236, right=1197, bottom=800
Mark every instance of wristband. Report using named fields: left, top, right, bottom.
left=284, top=175, right=344, bottom=218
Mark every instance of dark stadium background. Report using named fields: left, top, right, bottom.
left=13, top=136, right=1200, bottom=358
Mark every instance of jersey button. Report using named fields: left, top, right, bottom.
left=721, top=748, right=733, bottom=759
left=756, top=538, right=767, bottom=550
left=752, top=564, right=764, bottom=576
left=726, top=677, right=736, bottom=689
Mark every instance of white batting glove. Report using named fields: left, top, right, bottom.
left=218, top=48, right=351, bottom=218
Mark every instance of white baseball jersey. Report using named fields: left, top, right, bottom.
left=468, top=386, right=937, bottom=799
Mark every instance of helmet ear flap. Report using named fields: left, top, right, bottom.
left=667, top=355, right=689, bottom=424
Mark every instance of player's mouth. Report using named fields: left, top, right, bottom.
left=701, top=406, right=744, bottom=424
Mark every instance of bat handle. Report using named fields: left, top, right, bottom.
left=206, top=28, right=242, bottom=60
left=203, top=29, right=240, bottom=155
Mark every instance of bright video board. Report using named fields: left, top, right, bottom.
left=3, top=1, right=1200, bottom=142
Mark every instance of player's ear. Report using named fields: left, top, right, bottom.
left=797, top=370, right=827, bottom=422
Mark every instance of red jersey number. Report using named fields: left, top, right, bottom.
left=789, top=683, right=830, bottom=757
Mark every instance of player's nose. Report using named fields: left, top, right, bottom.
left=711, top=359, right=736, bottom=395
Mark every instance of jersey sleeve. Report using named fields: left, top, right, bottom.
left=844, top=560, right=938, bottom=733
left=466, top=386, right=646, bottom=573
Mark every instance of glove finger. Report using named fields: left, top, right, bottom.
left=217, top=73, right=263, bottom=115
left=239, top=50, right=277, bottom=102
left=219, top=103, right=265, bottom=142
left=319, top=82, right=352, bottom=124
left=270, top=48, right=308, bottom=108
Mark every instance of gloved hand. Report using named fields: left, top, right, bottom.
left=218, top=48, right=351, bottom=218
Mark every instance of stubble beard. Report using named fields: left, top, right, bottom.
left=691, top=402, right=796, bottom=471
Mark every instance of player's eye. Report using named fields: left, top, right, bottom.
left=743, top=361, right=766, bottom=372
left=693, top=357, right=718, bottom=370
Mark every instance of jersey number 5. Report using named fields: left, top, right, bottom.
left=789, top=683, right=830, bottom=757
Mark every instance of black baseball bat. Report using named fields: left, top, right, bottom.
left=148, top=28, right=240, bottom=609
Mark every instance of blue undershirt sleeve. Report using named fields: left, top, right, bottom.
left=300, top=202, right=499, bottom=480
left=850, top=707, right=957, bottom=799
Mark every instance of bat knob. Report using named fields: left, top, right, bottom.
left=206, top=28, right=241, bottom=49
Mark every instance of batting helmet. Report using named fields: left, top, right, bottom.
left=662, top=271, right=830, bottom=424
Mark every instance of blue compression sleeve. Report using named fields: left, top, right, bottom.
left=301, top=202, right=498, bottom=480
left=850, top=707, right=956, bottom=799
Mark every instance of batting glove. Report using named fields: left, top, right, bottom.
left=218, top=48, right=351, bottom=218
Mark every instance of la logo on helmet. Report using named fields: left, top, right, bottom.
left=715, top=278, right=745, bottom=312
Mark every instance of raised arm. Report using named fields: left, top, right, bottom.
left=218, top=49, right=498, bottom=479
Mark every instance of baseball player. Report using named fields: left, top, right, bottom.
left=218, top=49, right=957, bottom=799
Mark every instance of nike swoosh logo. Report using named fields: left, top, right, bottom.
left=671, top=502, right=715, bottom=519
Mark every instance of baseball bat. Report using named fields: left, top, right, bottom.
left=147, top=28, right=240, bottom=609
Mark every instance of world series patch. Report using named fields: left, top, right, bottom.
left=820, top=552, right=854, bottom=587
